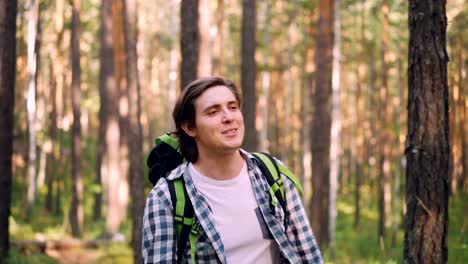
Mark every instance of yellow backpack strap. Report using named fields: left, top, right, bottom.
left=252, top=152, right=303, bottom=202
left=277, top=163, right=304, bottom=196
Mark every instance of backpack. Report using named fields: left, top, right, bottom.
left=146, top=133, right=303, bottom=263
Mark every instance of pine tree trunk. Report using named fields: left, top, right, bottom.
left=47, top=0, right=65, bottom=213
left=100, top=0, right=121, bottom=234
left=241, top=0, right=257, bottom=152
left=404, top=1, right=450, bottom=262
left=354, top=13, right=365, bottom=229
left=0, top=0, right=17, bottom=257
left=26, top=0, right=40, bottom=220
left=258, top=1, right=270, bottom=153
left=311, top=0, right=334, bottom=247
left=329, top=0, right=341, bottom=255
left=112, top=0, right=129, bottom=228
left=123, top=0, right=145, bottom=261
left=378, top=0, right=391, bottom=240
left=458, top=43, right=467, bottom=191
left=180, top=0, right=199, bottom=90
left=212, top=0, right=223, bottom=76
left=45, top=61, right=57, bottom=212
left=198, top=0, right=211, bottom=76
left=70, top=0, right=83, bottom=238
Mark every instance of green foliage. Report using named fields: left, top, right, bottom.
left=5, top=249, right=56, bottom=264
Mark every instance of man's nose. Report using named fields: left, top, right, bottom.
left=221, top=108, right=234, bottom=122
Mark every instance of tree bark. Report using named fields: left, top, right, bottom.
left=329, top=0, right=341, bottom=255
left=0, top=0, right=17, bottom=257
left=180, top=0, right=199, bottom=90
left=241, top=0, right=257, bottom=152
left=212, top=0, right=223, bottom=76
left=258, top=1, right=270, bottom=152
left=100, top=0, right=121, bottom=234
left=198, top=0, right=211, bottom=76
left=112, top=0, right=130, bottom=228
left=404, top=0, right=450, bottom=262
left=123, top=0, right=145, bottom=262
left=70, top=0, right=83, bottom=238
left=46, top=0, right=65, bottom=214
left=354, top=5, right=366, bottom=229
left=378, top=0, right=391, bottom=240
left=45, top=61, right=57, bottom=213
left=26, top=0, right=40, bottom=220
left=458, top=41, right=467, bottom=191
left=311, top=0, right=334, bottom=247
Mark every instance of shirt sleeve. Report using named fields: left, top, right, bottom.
left=142, top=179, right=177, bottom=264
left=282, top=175, right=324, bottom=264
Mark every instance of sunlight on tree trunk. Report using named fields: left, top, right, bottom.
left=25, top=0, right=40, bottom=220
left=329, top=0, right=341, bottom=256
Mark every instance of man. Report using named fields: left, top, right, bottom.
left=142, top=77, right=323, bottom=263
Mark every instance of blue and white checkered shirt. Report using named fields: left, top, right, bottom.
left=142, top=150, right=323, bottom=263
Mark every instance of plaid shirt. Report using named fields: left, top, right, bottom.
left=142, top=150, right=323, bottom=264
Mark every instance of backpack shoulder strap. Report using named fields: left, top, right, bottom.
left=167, top=178, right=196, bottom=263
left=252, top=152, right=303, bottom=211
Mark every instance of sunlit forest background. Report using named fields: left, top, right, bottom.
left=2, top=0, right=467, bottom=263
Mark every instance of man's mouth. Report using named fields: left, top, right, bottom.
left=222, top=128, right=238, bottom=134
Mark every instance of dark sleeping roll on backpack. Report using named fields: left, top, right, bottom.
left=146, top=133, right=184, bottom=186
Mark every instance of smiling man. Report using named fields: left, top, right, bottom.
left=142, top=77, right=323, bottom=264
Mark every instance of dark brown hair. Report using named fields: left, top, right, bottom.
left=172, top=77, right=242, bottom=163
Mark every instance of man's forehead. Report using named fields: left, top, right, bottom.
left=195, top=86, right=238, bottom=107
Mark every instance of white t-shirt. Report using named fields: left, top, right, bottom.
left=189, top=161, right=280, bottom=264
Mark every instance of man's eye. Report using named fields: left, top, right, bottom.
left=208, top=109, right=218, bottom=115
left=229, top=105, right=238, bottom=110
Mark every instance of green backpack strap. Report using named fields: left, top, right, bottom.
left=252, top=152, right=303, bottom=210
left=156, top=133, right=181, bottom=153
left=167, top=178, right=197, bottom=263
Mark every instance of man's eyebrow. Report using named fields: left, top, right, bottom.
left=201, top=100, right=238, bottom=112
left=201, top=103, right=221, bottom=112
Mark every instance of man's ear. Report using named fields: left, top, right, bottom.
left=181, top=122, right=196, bottom=137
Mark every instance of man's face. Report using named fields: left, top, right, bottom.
left=183, top=85, right=245, bottom=157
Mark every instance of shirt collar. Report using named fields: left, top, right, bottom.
left=166, top=149, right=256, bottom=181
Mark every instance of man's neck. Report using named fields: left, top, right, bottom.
left=193, top=149, right=245, bottom=181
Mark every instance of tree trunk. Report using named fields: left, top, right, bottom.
left=45, top=61, right=57, bottom=212
left=70, top=0, right=83, bottom=238
left=26, top=0, right=40, bottom=220
left=354, top=6, right=366, bottom=229
left=0, top=0, right=17, bottom=257
left=329, top=0, right=341, bottom=255
left=47, top=0, right=65, bottom=213
left=100, top=0, right=121, bottom=234
left=378, top=0, right=391, bottom=240
left=241, top=0, right=257, bottom=152
left=392, top=46, right=405, bottom=246
left=311, top=0, right=333, bottom=247
left=212, top=0, right=223, bottom=76
left=180, top=0, right=199, bottom=90
left=112, top=0, right=129, bottom=228
left=404, top=1, right=450, bottom=262
left=198, top=0, right=211, bottom=76
left=123, top=0, right=145, bottom=261
left=458, top=41, right=467, bottom=191
left=258, top=1, right=270, bottom=152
